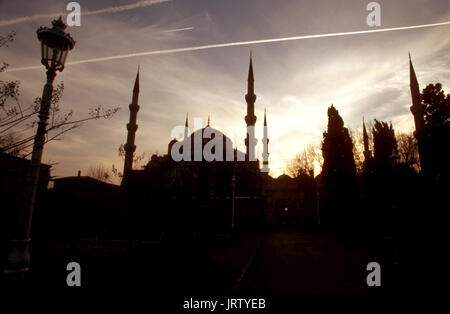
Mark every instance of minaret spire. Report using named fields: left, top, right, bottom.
left=248, top=51, right=254, bottom=94
left=409, top=53, right=420, bottom=98
left=207, top=115, right=210, bottom=127
left=264, top=107, right=267, bottom=126
left=123, top=66, right=141, bottom=179
left=409, top=53, right=426, bottom=172
left=262, top=108, right=269, bottom=172
left=184, top=112, right=189, bottom=140
left=133, top=65, right=140, bottom=93
left=245, top=52, right=257, bottom=161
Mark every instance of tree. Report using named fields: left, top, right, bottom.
left=0, top=32, right=20, bottom=134
left=348, top=127, right=365, bottom=174
left=321, top=105, right=356, bottom=228
left=421, top=83, right=450, bottom=181
left=422, top=83, right=450, bottom=131
left=0, top=32, right=119, bottom=157
left=372, top=119, right=398, bottom=169
left=322, top=105, right=356, bottom=179
left=397, top=132, right=420, bottom=171
left=287, top=144, right=320, bottom=178
left=87, top=164, right=112, bottom=183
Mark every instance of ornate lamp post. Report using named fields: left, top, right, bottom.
left=4, top=17, right=75, bottom=274
left=231, top=175, right=236, bottom=230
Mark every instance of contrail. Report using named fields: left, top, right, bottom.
left=162, top=27, right=195, bottom=33
left=5, top=21, right=450, bottom=73
left=0, top=0, right=169, bottom=27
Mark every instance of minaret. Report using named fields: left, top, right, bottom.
left=245, top=52, right=257, bottom=161
left=409, top=53, right=426, bottom=172
left=362, top=117, right=372, bottom=164
left=184, top=112, right=189, bottom=140
left=123, top=66, right=140, bottom=178
left=262, top=108, right=270, bottom=172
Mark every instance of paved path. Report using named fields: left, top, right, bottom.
left=238, top=231, right=393, bottom=294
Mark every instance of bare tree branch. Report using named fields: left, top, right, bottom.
left=22, top=124, right=80, bottom=158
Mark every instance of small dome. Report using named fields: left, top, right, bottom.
left=277, top=174, right=292, bottom=180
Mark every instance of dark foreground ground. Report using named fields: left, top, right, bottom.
left=1, top=229, right=399, bottom=310
left=238, top=230, right=395, bottom=294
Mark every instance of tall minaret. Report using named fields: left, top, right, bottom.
left=409, top=53, right=426, bottom=172
left=184, top=112, right=189, bottom=140
left=123, top=66, right=140, bottom=178
left=362, top=117, right=372, bottom=164
left=245, top=52, right=257, bottom=161
left=262, top=108, right=270, bottom=172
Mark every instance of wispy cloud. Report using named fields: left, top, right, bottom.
left=0, top=0, right=170, bottom=27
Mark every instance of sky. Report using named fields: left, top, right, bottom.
left=1, top=0, right=449, bottom=179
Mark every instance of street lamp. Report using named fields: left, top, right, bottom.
left=231, top=175, right=236, bottom=230
left=38, top=17, right=75, bottom=72
left=4, top=17, right=75, bottom=274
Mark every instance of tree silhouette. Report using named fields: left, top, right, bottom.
left=87, top=164, right=112, bottom=183
left=423, top=83, right=450, bottom=131
left=347, top=127, right=371, bottom=174
left=287, top=144, right=321, bottom=178
left=421, top=83, right=450, bottom=182
left=397, top=132, right=420, bottom=171
left=372, top=119, right=398, bottom=170
left=419, top=84, right=450, bottom=288
left=321, top=105, right=356, bottom=228
left=322, top=105, right=356, bottom=179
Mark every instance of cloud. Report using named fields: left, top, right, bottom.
left=0, top=0, right=171, bottom=27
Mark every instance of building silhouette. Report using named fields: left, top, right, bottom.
left=120, top=54, right=317, bottom=238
